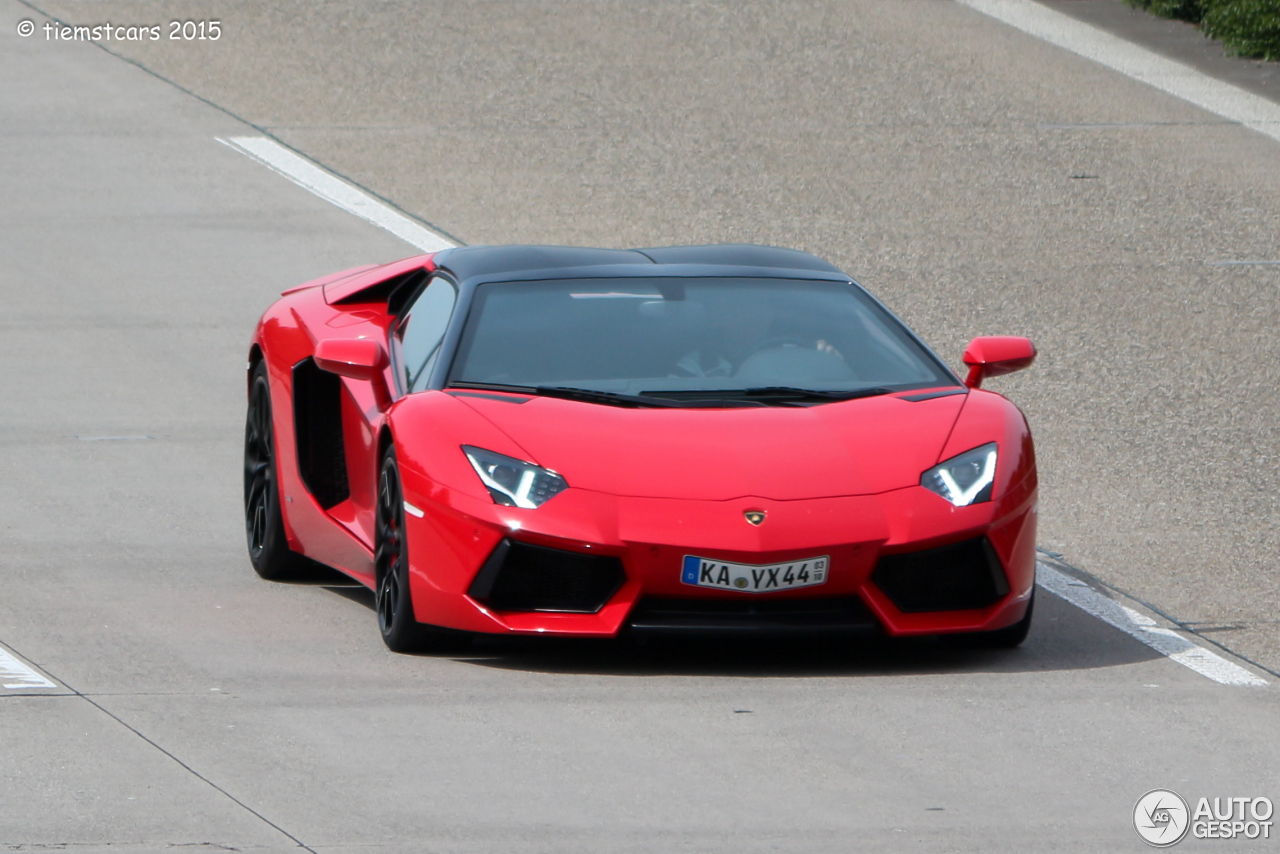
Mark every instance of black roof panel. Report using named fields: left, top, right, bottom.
left=632, top=244, right=842, bottom=273
left=434, top=245, right=650, bottom=282
left=434, top=243, right=843, bottom=282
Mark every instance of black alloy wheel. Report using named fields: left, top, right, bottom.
left=375, top=447, right=468, bottom=653
left=244, top=361, right=306, bottom=579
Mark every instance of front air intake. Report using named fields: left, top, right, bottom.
left=468, top=539, right=625, bottom=613
left=627, top=596, right=880, bottom=635
left=872, top=536, right=1009, bottom=613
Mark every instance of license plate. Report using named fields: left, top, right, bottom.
left=681, top=555, right=829, bottom=593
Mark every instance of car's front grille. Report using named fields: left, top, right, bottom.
left=626, top=595, right=880, bottom=634
left=467, top=539, right=625, bottom=613
left=872, top=536, right=1009, bottom=613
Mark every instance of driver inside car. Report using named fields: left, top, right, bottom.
left=671, top=300, right=842, bottom=379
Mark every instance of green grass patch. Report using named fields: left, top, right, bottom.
left=1127, top=0, right=1280, bottom=60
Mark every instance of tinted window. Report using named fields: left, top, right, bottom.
left=447, top=277, right=952, bottom=395
left=398, top=277, right=457, bottom=392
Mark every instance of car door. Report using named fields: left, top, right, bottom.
left=329, top=273, right=457, bottom=554
left=325, top=274, right=460, bottom=561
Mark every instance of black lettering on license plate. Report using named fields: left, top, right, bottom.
left=684, top=555, right=829, bottom=592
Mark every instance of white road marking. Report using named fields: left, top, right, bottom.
left=1036, top=562, right=1268, bottom=687
left=0, top=646, right=57, bottom=690
left=216, top=137, right=456, bottom=253
left=956, top=0, right=1280, bottom=146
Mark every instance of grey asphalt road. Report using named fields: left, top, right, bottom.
left=20, top=0, right=1280, bottom=673
left=2, top=0, right=1279, bottom=851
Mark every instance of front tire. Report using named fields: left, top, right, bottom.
left=375, top=448, right=468, bottom=653
left=960, top=589, right=1035, bottom=649
left=244, top=361, right=308, bottom=580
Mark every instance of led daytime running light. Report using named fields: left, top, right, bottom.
left=921, top=443, right=998, bottom=507
left=462, top=445, right=568, bottom=509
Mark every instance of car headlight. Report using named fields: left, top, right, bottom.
left=462, top=445, right=568, bottom=508
left=921, top=443, right=997, bottom=506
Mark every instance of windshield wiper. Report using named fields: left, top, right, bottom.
left=642, top=386, right=894, bottom=405
left=742, top=386, right=894, bottom=401
left=448, top=382, right=761, bottom=408
left=538, top=386, right=687, bottom=408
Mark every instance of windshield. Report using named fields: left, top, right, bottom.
left=446, top=277, right=955, bottom=397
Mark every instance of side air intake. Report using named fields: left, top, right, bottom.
left=292, top=358, right=350, bottom=509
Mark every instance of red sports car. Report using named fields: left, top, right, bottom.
left=245, top=245, right=1038, bottom=651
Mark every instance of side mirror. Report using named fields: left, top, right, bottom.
left=962, top=336, right=1036, bottom=389
left=314, top=338, right=393, bottom=410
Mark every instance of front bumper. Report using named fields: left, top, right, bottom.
left=398, top=474, right=1038, bottom=638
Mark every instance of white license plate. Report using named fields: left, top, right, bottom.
left=681, top=555, right=828, bottom=593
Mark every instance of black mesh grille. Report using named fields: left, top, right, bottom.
left=872, top=536, right=1009, bottom=613
left=627, top=596, right=879, bottom=634
left=468, top=540, right=625, bottom=613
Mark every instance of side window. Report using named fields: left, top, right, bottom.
left=398, top=277, right=457, bottom=393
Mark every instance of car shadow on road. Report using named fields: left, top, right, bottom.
left=423, top=590, right=1163, bottom=678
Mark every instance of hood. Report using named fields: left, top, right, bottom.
left=454, top=392, right=966, bottom=501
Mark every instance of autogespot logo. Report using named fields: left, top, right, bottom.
left=1133, top=790, right=1276, bottom=845
left=1135, top=789, right=1191, bottom=847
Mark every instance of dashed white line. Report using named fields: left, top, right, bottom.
left=1036, top=562, right=1267, bottom=687
left=957, top=0, right=1280, bottom=146
left=216, top=136, right=456, bottom=253
left=0, top=645, right=57, bottom=690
